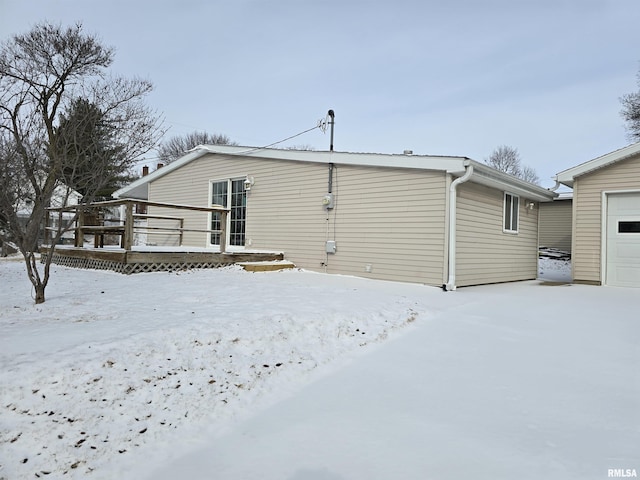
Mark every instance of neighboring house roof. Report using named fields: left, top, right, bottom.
left=553, top=191, right=573, bottom=201
left=17, top=184, right=82, bottom=216
left=556, top=142, right=640, bottom=188
left=115, top=145, right=556, bottom=202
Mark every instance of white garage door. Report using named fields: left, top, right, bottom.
left=606, top=192, right=640, bottom=287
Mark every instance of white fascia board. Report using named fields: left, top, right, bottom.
left=113, top=145, right=556, bottom=203
left=196, top=145, right=470, bottom=173
left=555, top=142, right=640, bottom=188
left=112, top=149, right=209, bottom=199
left=468, top=161, right=557, bottom=202
left=213, top=146, right=554, bottom=200
left=113, top=146, right=470, bottom=199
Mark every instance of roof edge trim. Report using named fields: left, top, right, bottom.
left=555, top=142, right=640, bottom=187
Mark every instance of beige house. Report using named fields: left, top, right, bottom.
left=115, top=146, right=556, bottom=289
left=556, top=143, right=640, bottom=287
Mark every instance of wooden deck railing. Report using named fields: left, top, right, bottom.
left=46, top=198, right=230, bottom=252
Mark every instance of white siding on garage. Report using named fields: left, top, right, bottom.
left=455, top=181, right=539, bottom=287
left=572, top=154, right=640, bottom=284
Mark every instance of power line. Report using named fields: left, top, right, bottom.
left=132, top=123, right=323, bottom=167
left=231, top=124, right=321, bottom=155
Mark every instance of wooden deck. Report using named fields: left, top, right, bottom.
left=45, top=246, right=286, bottom=274
left=44, top=198, right=291, bottom=274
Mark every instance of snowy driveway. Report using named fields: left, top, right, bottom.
left=131, top=278, right=638, bottom=480
left=1, top=259, right=638, bottom=480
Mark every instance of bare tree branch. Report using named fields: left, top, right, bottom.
left=158, top=130, right=236, bottom=164
left=521, top=165, right=540, bottom=185
left=485, top=145, right=522, bottom=177
left=484, top=145, right=540, bottom=185
left=621, top=88, right=640, bottom=142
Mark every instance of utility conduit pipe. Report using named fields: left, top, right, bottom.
left=445, top=162, right=474, bottom=291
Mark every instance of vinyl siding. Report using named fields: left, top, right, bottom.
left=148, top=154, right=448, bottom=285
left=539, top=199, right=572, bottom=252
left=572, top=154, right=640, bottom=284
left=455, top=181, right=539, bottom=286
left=147, top=161, right=214, bottom=247
left=320, top=164, right=447, bottom=284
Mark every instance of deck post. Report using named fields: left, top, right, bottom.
left=124, top=201, right=134, bottom=250
left=75, top=207, right=84, bottom=247
left=219, top=210, right=227, bottom=253
left=44, top=209, right=51, bottom=246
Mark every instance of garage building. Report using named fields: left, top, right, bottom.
left=556, top=143, right=640, bottom=287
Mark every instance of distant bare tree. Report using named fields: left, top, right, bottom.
left=284, top=144, right=316, bottom=151
left=158, top=131, right=236, bottom=164
left=485, top=145, right=522, bottom=177
left=521, top=165, right=540, bottom=185
left=0, top=22, right=164, bottom=303
left=620, top=67, right=640, bottom=142
left=485, top=145, right=539, bottom=185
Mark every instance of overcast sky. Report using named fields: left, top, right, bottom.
left=2, top=0, right=639, bottom=186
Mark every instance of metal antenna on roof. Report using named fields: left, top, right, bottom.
left=317, top=110, right=335, bottom=151
left=327, top=109, right=335, bottom=152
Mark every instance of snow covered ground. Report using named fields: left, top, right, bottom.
left=1, top=257, right=637, bottom=479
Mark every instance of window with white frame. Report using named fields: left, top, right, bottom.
left=229, top=179, right=246, bottom=247
left=503, top=192, right=519, bottom=233
left=210, top=179, right=246, bottom=247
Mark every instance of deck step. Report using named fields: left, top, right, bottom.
left=238, top=260, right=296, bottom=272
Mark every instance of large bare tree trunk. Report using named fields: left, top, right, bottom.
left=34, top=283, right=46, bottom=304
left=24, top=251, right=49, bottom=304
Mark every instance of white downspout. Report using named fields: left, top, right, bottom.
left=548, top=179, right=562, bottom=192
left=445, top=162, right=474, bottom=291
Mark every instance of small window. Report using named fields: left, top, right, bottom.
left=503, top=193, right=519, bottom=233
left=619, top=221, right=640, bottom=233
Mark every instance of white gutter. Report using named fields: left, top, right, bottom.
left=444, top=162, right=474, bottom=291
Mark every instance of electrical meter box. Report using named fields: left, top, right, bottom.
left=322, top=193, right=334, bottom=210
left=325, top=240, right=337, bottom=254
